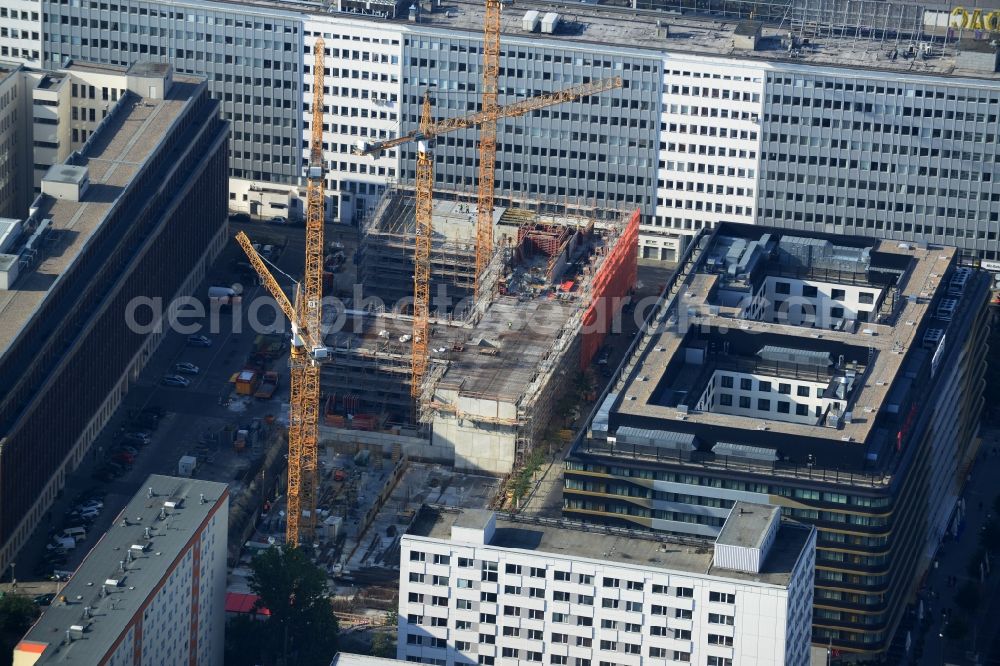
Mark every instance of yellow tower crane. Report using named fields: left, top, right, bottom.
left=235, top=38, right=328, bottom=546
left=475, top=0, right=502, bottom=302
left=411, top=92, right=434, bottom=398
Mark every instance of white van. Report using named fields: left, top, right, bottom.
left=61, top=527, right=87, bottom=542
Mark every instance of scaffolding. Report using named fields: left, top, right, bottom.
left=328, top=188, right=636, bottom=473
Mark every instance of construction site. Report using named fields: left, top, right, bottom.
left=321, top=187, right=639, bottom=476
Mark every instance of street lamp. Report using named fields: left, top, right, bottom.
left=8, top=562, right=14, bottom=588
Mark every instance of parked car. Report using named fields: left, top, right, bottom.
left=229, top=213, right=251, bottom=223
left=76, top=500, right=103, bottom=512
left=123, top=431, right=151, bottom=445
left=114, top=444, right=139, bottom=456
left=186, top=334, right=212, bottom=347
left=269, top=216, right=288, bottom=225
left=161, top=374, right=191, bottom=388
left=173, top=362, right=200, bottom=375
left=33, top=593, right=55, bottom=606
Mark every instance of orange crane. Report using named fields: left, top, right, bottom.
left=234, top=38, right=329, bottom=545
left=476, top=0, right=502, bottom=302
left=357, top=78, right=622, bottom=404
left=356, top=78, right=620, bottom=401
left=411, top=92, right=434, bottom=398
left=353, top=77, right=622, bottom=158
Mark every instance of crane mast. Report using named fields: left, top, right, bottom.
left=475, top=0, right=502, bottom=302
left=412, top=92, right=434, bottom=399
left=289, top=36, right=327, bottom=545
left=235, top=39, right=327, bottom=546
left=356, top=79, right=622, bottom=408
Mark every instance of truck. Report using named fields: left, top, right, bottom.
left=254, top=371, right=279, bottom=399
left=209, top=285, right=242, bottom=307
left=253, top=333, right=286, bottom=360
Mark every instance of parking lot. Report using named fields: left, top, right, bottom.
left=15, top=218, right=356, bottom=584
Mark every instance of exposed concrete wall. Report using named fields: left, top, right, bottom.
left=434, top=416, right=516, bottom=476
left=318, top=424, right=453, bottom=465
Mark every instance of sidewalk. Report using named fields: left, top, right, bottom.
left=912, top=428, right=1000, bottom=666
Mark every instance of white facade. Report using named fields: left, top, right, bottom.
left=750, top=277, right=883, bottom=328
left=648, top=56, right=764, bottom=263
left=0, top=0, right=43, bottom=65
left=304, top=18, right=402, bottom=225
left=695, top=370, right=839, bottom=426
left=228, top=16, right=404, bottom=224
left=398, top=507, right=815, bottom=666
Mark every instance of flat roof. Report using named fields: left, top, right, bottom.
left=117, top=0, right=1000, bottom=82
left=0, top=73, right=203, bottom=356
left=17, top=475, right=229, bottom=664
left=614, top=227, right=959, bottom=446
left=331, top=653, right=411, bottom=666
left=716, top=502, right=780, bottom=550
left=408, top=505, right=813, bottom=587
left=402, top=0, right=1000, bottom=82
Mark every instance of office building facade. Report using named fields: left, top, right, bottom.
left=40, top=0, right=1000, bottom=261
left=564, top=223, right=989, bottom=653
left=14, top=476, right=229, bottom=665
left=399, top=504, right=816, bottom=666
left=0, top=62, right=229, bottom=574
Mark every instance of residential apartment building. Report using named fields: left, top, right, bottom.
left=40, top=0, right=1000, bottom=261
left=399, top=503, right=816, bottom=666
left=13, top=475, right=229, bottom=665
left=564, top=222, right=990, bottom=654
left=0, top=62, right=229, bottom=574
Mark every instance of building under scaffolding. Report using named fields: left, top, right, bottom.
left=320, top=186, right=639, bottom=475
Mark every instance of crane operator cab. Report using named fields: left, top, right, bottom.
left=290, top=322, right=330, bottom=364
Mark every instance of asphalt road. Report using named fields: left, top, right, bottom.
left=11, top=219, right=343, bottom=585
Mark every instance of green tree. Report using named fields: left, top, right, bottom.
left=370, top=630, right=395, bottom=658
left=0, top=594, right=40, bottom=666
left=245, top=544, right=339, bottom=666
left=224, top=614, right=266, bottom=666
left=955, top=581, right=981, bottom=613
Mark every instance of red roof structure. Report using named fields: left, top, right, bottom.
left=225, top=592, right=271, bottom=617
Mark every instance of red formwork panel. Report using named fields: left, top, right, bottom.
left=580, top=208, right=640, bottom=370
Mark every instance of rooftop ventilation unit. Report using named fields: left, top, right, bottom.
left=923, top=328, right=944, bottom=349
left=936, top=298, right=957, bottom=321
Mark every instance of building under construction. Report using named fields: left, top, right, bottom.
left=320, top=186, right=638, bottom=475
